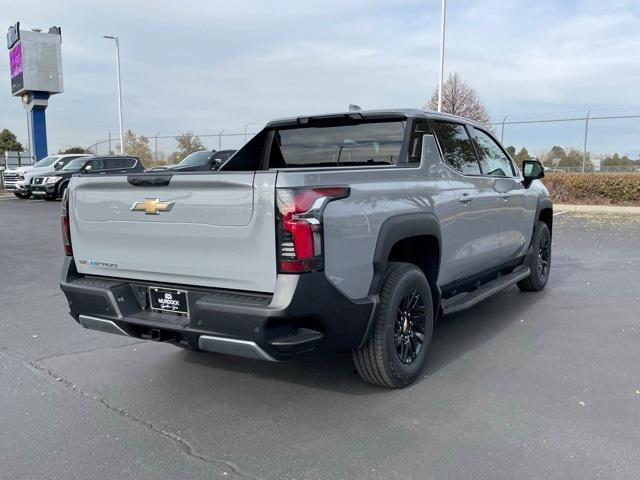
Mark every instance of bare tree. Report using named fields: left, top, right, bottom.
left=117, top=130, right=153, bottom=165
left=427, top=73, right=490, bottom=125
left=169, top=132, right=205, bottom=162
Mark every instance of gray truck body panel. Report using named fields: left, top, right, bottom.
left=62, top=108, right=551, bottom=361
left=68, top=110, right=547, bottom=301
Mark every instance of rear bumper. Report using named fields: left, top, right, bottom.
left=60, top=257, right=375, bottom=360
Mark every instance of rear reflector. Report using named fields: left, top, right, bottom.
left=61, top=188, right=72, bottom=256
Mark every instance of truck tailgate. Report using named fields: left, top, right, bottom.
left=69, top=172, right=278, bottom=292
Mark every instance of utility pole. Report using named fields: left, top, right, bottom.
left=103, top=35, right=124, bottom=154
left=437, top=0, right=447, bottom=112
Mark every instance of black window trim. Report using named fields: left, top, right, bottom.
left=429, top=119, right=485, bottom=178
left=264, top=118, right=416, bottom=171
left=469, top=125, right=519, bottom=178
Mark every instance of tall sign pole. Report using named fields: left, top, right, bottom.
left=103, top=35, right=124, bottom=154
left=7, top=22, right=63, bottom=161
left=437, top=0, right=447, bottom=112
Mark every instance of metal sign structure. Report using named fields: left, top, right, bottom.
left=7, top=22, right=63, bottom=160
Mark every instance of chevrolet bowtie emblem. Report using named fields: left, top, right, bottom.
left=130, top=198, right=175, bottom=215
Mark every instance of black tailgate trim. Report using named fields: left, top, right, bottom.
left=127, top=174, right=173, bottom=187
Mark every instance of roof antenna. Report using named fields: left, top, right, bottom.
left=348, top=104, right=362, bottom=112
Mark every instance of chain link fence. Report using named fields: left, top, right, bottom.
left=86, top=108, right=640, bottom=172
left=489, top=108, right=640, bottom=173
left=86, top=129, right=258, bottom=167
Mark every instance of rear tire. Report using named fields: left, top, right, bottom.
left=13, top=191, right=31, bottom=199
left=518, top=221, right=551, bottom=292
left=353, top=262, right=434, bottom=388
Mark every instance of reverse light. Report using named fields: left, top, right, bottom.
left=276, top=186, right=350, bottom=274
left=61, top=188, right=72, bottom=256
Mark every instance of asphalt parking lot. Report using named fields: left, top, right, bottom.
left=1, top=196, right=639, bottom=480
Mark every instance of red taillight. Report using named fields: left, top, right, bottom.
left=61, top=189, right=72, bottom=256
left=276, top=187, right=349, bottom=274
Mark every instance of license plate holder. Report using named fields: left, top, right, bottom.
left=148, top=286, right=190, bottom=315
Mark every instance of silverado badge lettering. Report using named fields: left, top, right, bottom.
left=130, top=198, right=175, bottom=215
left=77, top=259, right=118, bottom=269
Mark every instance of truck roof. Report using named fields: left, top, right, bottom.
left=265, top=108, right=486, bottom=129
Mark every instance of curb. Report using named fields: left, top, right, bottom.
left=555, top=204, right=640, bottom=215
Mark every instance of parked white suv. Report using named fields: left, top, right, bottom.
left=3, top=154, right=92, bottom=199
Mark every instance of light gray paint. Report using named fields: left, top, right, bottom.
left=68, top=108, right=549, bottom=301
left=70, top=171, right=278, bottom=292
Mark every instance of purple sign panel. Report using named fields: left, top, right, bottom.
left=9, top=42, right=24, bottom=94
left=9, top=42, right=22, bottom=78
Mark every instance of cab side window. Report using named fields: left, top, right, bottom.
left=431, top=121, right=481, bottom=175
left=471, top=128, right=515, bottom=177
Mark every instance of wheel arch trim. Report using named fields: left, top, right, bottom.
left=368, top=212, right=442, bottom=297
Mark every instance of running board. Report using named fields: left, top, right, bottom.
left=441, top=266, right=530, bottom=315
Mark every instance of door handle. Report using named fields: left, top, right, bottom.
left=458, top=193, right=473, bottom=203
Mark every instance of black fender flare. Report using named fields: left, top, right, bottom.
left=358, top=212, right=442, bottom=348
left=524, top=197, right=553, bottom=263
left=533, top=197, right=553, bottom=239
left=368, top=212, right=442, bottom=297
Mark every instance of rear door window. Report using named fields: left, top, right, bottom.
left=269, top=121, right=405, bottom=168
left=431, top=121, right=481, bottom=175
left=104, top=158, right=136, bottom=169
left=103, top=158, right=121, bottom=169
left=470, top=128, right=515, bottom=177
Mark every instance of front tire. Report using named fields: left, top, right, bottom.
left=58, top=182, right=69, bottom=199
left=518, top=221, right=551, bottom=291
left=13, top=191, right=31, bottom=199
left=353, top=263, right=434, bottom=388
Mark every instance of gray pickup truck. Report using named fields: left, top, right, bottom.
left=60, top=109, right=551, bottom=388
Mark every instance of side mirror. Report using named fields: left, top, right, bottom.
left=83, top=164, right=93, bottom=172
left=522, top=160, right=544, bottom=187
left=54, top=163, right=62, bottom=170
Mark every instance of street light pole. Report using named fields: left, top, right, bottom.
left=103, top=35, right=124, bottom=154
left=437, top=0, right=447, bottom=112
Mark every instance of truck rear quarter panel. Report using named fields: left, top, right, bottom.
left=275, top=148, right=457, bottom=300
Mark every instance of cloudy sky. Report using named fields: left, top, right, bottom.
left=2, top=0, right=640, bottom=156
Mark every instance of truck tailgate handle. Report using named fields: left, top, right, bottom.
left=127, top=175, right=172, bottom=187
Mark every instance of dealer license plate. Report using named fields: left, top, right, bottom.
left=148, top=287, right=189, bottom=315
